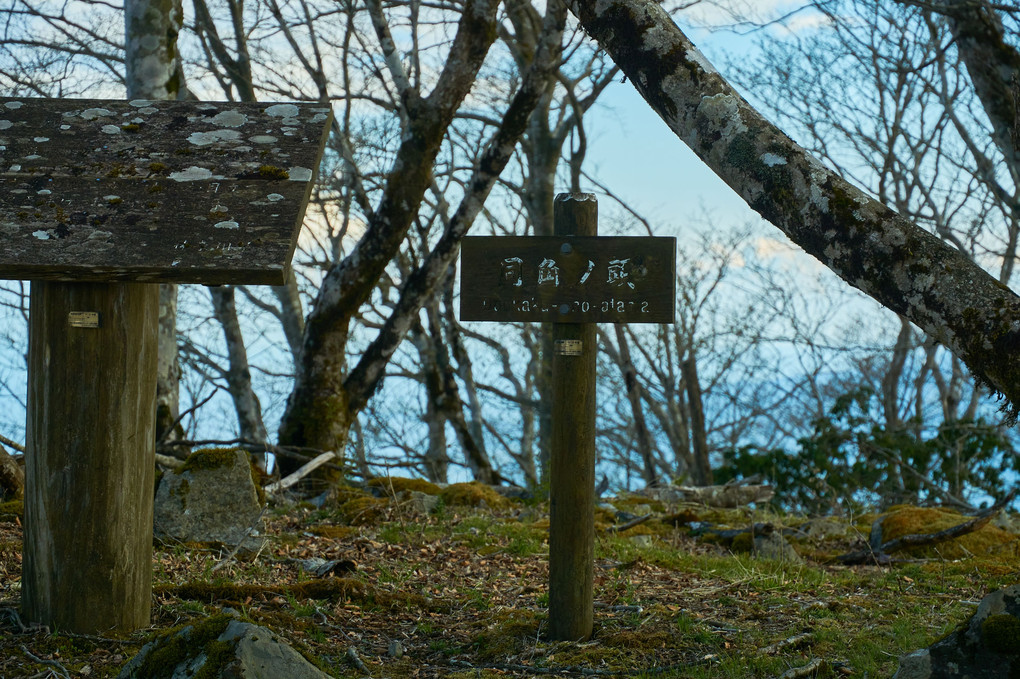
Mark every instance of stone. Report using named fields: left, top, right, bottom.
left=117, top=616, right=332, bottom=679
left=800, top=516, right=851, bottom=540
left=628, top=534, right=654, bottom=547
left=893, top=585, right=1020, bottom=678
left=154, top=448, right=265, bottom=550
left=398, top=489, right=441, bottom=515
left=752, top=532, right=802, bottom=563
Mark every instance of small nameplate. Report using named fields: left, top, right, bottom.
left=555, top=339, right=583, bottom=356
left=68, top=311, right=100, bottom=328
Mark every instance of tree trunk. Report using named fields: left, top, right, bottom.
left=609, top=326, right=659, bottom=486
left=209, top=285, right=269, bottom=469
left=278, top=0, right=567, bottom=478
left=569, top=0, right=1020, bottom=419
left=276, top=0, right=503, bottom=470
left=155, top=283, right=183, bottom=451
left=682, top=355, right=712, bottom=486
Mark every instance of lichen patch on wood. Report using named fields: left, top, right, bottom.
left=0, top=97, right=332, bottom=284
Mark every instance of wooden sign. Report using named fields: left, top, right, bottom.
left=0, top=97, right=332, bottom=285
left=459, top=236, right=676, bottom=323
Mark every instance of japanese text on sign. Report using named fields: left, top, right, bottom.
left=460, top=236, right=676, bottom=324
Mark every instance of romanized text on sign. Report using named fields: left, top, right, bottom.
left=459, top=236, right=676, bottom=324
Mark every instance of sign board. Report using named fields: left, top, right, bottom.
left=459, top=236, right=676, bottom=323
left=0, top=97, right=332, bottom=285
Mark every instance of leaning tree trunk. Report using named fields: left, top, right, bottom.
left=570, top=0, right=1020, bottom=418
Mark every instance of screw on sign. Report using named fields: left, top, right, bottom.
left=459, top=192, right=677, bottom=641
left=0, top=97, right=331, bottom=633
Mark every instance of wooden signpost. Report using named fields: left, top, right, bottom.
left=0, top=97, right=331, bottom=632
left=460, top=192, right=676, bottom=641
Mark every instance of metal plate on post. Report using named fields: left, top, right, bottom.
left=555, top=339, right=583, bottom=355
left=459, top=236, right=676, bottom=323
left=0, top=98, right=332, bottom=285
left=68, top=311, right=100, bottom=328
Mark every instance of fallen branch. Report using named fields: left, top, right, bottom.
left=154, top=453, right=184, bottom=471
left=762, top=631, right=814, bottom=655
left=264, top=451, right=339, bottom=495
left=21, top=645, right=71, bottom=679
left=608, top=513, right=653, bottom=533
left=837, top=489, right=1018, bottom=565
left=778, top=658, right=825, bottom=679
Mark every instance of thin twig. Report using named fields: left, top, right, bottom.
left=21, top=646, right=71, bottom=679
left=156, top=389, right=220, bottom=445
left=778, top=657, right=824, bottom=679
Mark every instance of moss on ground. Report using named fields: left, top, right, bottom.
left=875, top=506, right=1019, bottom=559
left=441, top=482, right=512, bottom=510
left=0, top=499, right=22, bottom=521
left=367, top=477, right=442, bottom=496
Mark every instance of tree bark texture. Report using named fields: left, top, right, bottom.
left=125, top=0, right=186, bottom=450
left=570, top=0, right=1020, bottom=419
left=935, top=0, right=1020, bottom=181
left=23, top=282, right=158, bottom=633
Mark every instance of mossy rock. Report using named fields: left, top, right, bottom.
left=184, top=448, right=266, bottom=505
left=337, top=496, right=388, bottom=525
left=877, top=506, right=1018, bottom=559
left=981, top=614, right=1020, bottom=654
left=440, top=482, right=512, bottom=510
left=366, top=476, right=441, bottom=496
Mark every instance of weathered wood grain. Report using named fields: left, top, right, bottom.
left=23, top=281, right=158, bottom=633
left=548, top=193, right=598, bottom=642
left=0, top=98, right=331, bottom=284
left=460, top=235, right=676, bottom=323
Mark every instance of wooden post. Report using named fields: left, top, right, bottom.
left=549, top=192, right=597, bottom=641
left=1, top=97, right=331, bottom=633
left=24, top=282, right=158, bottom=633
left=458, top=193, right=675, bottom=642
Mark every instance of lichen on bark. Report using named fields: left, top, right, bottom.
left=570, top=0, right=1020, bottom=419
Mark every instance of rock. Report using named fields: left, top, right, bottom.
left=800, top=516, right=851, bottom=540
left=154, top=448, right=265, bottom=550
left=629, top=534, right=654, bottom=548
left=752, top=532, right=802, bottom=563
left=118, top=616, right=332, bottom=679
left=893, top=585, right=1020, bottom=678
left=398, top=489, right=440, bottom=515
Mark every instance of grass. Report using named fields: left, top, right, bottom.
left=0, top=491, right=1017, bottom=677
